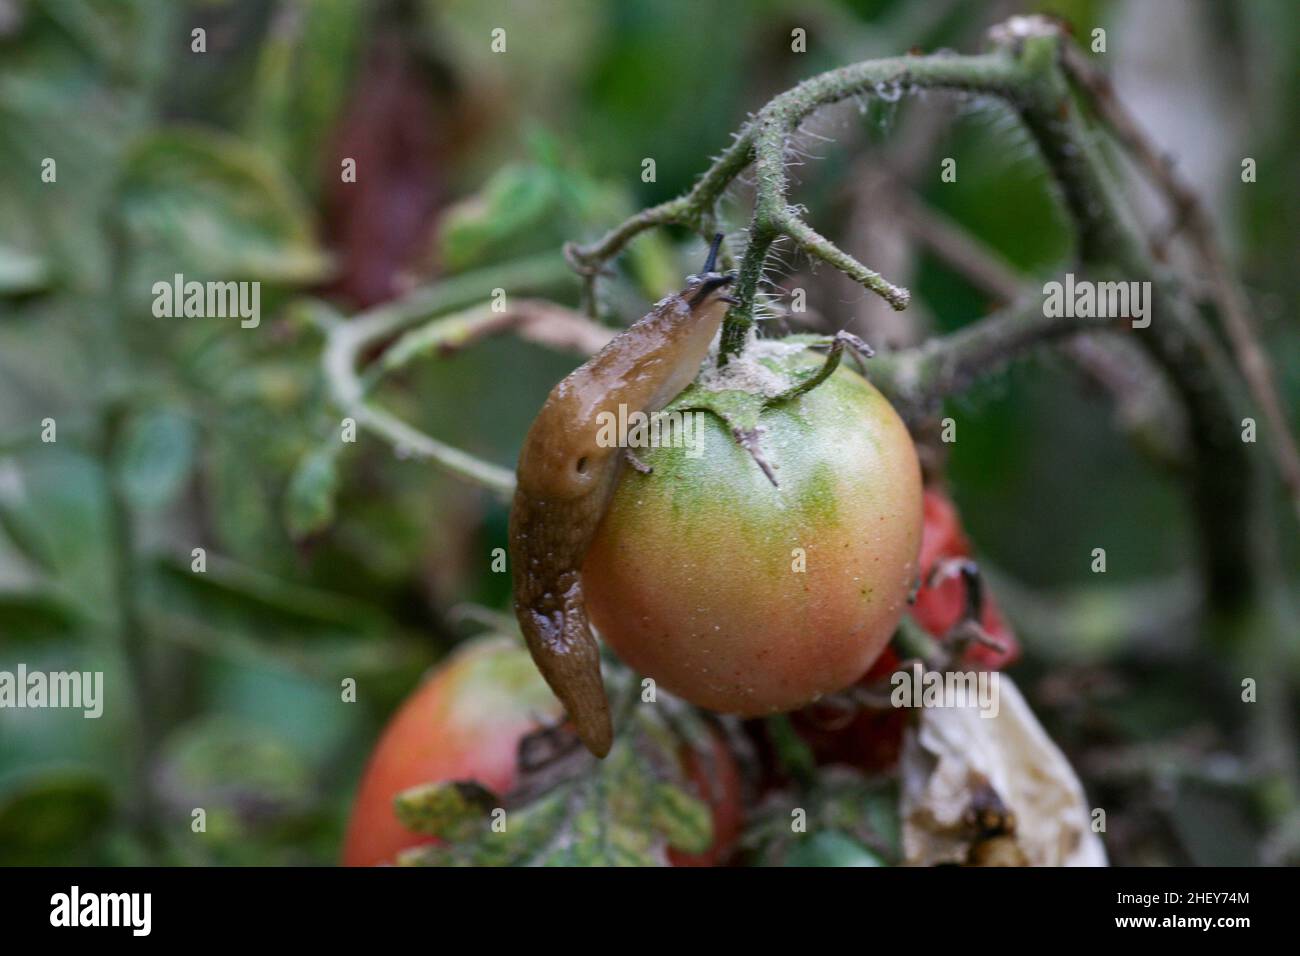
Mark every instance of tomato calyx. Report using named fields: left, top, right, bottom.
left=664, top=333, right=879, bottom=488
left=921, top=557, right=1014, bottom=665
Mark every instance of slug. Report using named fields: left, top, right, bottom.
left=509, top=236, right=736, bottom=758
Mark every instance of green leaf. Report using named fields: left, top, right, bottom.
left=243, top=0, right=368, bottom=197
left=284, top=445, right=339, bottom=538
left=395, top=781, right=499, bottom=840
left=117, top=128, right=331, bottom=298
left=0, top=452, right=112, bottom=610
left=149, top=553, right=387, bottom=634
left=0, top=589, right=84, bottom=641
left=438, top=164, right=561, bottom=272
left=0, top=482, right=58, bottom=573
left=784, top=831, right=888, bottom=867
left=747, top=769, right=902, bottom=867
left=114, top=407, right=197, bottom=511
left=0, top=768, right=114, bottom=866
left=0, top=245, right=50, bottom=296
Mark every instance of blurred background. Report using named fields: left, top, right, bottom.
left=0, top=0, right=1296, bottom=865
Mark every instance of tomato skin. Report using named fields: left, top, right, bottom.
left=342, top=636, right=562, bottom=867
left=583, top=353, right=923, bottom=716
left=911, top=490, right=1019, bottom=669
left=666, top=730, right=745, bottom=866
left=343, top=636, right=744, bottom=866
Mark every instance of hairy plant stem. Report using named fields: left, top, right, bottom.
left=315, top=253, right=577, bottom=500
left=1008, top=31, right=1258, bottom=613
left=568, top=50, right=1046, bottom=361
left=575, top=20, right=1262, bottom=616
left=344, top=22, right=1272, bottom=631
left=870, top=297, right=1125, bottom=405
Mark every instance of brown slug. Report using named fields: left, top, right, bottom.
left=509, top=236, right=736, bottom=758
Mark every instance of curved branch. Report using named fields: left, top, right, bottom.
left=310, top=255, right=587, bottom=500
left=566, top=48, right=1046, bottom=360
left=1061, top=43, right=1300, bottom=524
left=871, top=298, right=1126, bottom=408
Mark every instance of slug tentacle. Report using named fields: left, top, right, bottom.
left=509, top=238, right=735, bottom=758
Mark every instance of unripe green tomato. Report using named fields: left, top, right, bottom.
left=583, top=345, right=923, bottom=715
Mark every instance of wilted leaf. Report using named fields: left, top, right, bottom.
left=394, top=781, right=498, bottom=839
left=647, top=780, right=712, bottom=855
left=398, top=681, right=722, bottom=867
left=899, top=673, right=1107, bottom=866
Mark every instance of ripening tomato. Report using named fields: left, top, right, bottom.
left=583, top=345, right=924, bottom=716
left=342, top=635, right=742, bottom=866
left=667, top=729, right=745, bottom=867
left=342, top=636, right=563, bottom=866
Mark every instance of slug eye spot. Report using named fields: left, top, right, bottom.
left=575, top=456, right=588, bottom=475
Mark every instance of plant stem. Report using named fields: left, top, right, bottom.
left=870, top=297, right=1124, bottom=406
left=101, top=405, right=165, bottom=860
left=315, top=254, right=578, bottom=500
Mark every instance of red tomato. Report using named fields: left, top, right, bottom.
left=667, top=730, right=745, bottom=867
left=343, top=635, right=743, bottom=866
left=911, top=489, right=1019, bottom=669
left=342, top=636, right=563, bottom=866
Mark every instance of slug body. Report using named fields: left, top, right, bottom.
left=509, top=256, right=735, bottom=758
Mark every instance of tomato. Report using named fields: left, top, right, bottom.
left=342, top=636, right=563, bottom=866
left=790, top=648, right=909, bottom=773
left=791, top=488, right=1020, bottom=772
left=342, top=635, right=742, bottom=866
left=667, top=729, right=745, bottom=867
left=911, top=489, right=1019, bottom=669
left=583, top=345, right=924, bottom=716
